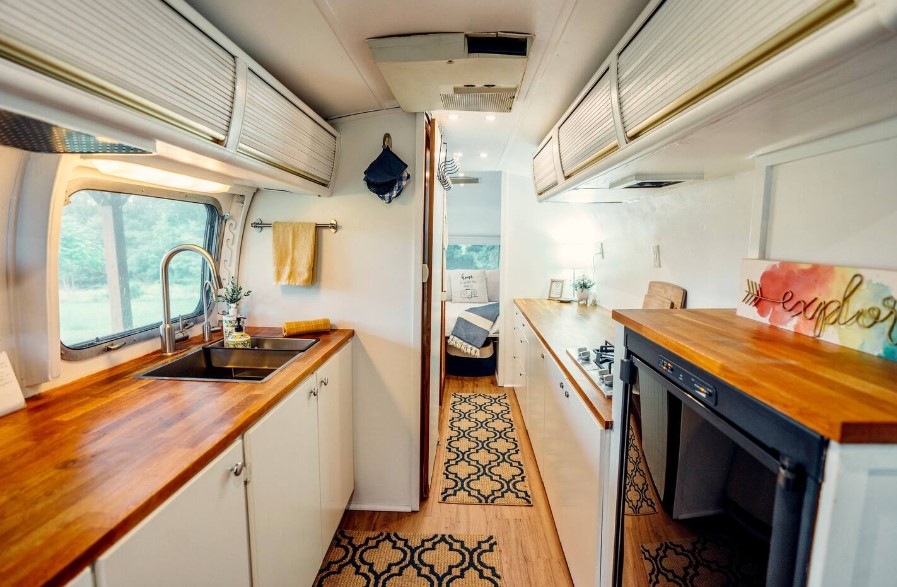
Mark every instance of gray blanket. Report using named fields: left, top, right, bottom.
left=447, top=302, right=500, bottom=357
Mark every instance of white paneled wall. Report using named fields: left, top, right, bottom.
left=238, top=110, right=423, bottom=511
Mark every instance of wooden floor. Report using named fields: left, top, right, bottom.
left=340, top=375, right=574, bottom=586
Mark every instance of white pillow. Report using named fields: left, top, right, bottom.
left=485, top=269, right=500, bottom=302
left=450, top=270, right=489, bottom=303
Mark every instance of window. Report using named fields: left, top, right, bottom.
left=58, top=189, right=220, bottom=352
left=445, top=243, right=500, bottom=270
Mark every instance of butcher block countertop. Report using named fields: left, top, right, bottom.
left=613, top=308, right=897, bottom=444
left=514, top=299, right=615, bottom=428
left=0, top=327, right=353, bottom=587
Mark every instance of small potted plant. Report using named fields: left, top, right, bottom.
left=216, top=276, right=252, bottom=316
left=571, top=275, right=595, bottom=304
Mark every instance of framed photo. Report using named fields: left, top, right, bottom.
left=548, top=279, right=565, bottom=300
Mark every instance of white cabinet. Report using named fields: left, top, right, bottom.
left=95, top=440, right=251, bottom=587
left=516, top=311, right=606, bottom=587
left=557, top=378, right=604, bottom=587
left=317, top=342, right=355, bottom=547
left=244, top=375, right=323, bottom=587
left=542, top=359, right=605, bottom=587
left=65, top=567, right=94, bottom=587
left=526, top=338, right=548, bottom=466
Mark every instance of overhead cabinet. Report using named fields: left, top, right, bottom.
left=556, top=69, right=616, bottom=178
left=239, top=71, right=338, bottom=187
left=0, top=0, right=339, bottom=192
left=533, top=0, right=897, bottom=199
left=0, top=0, right=237, bottom=142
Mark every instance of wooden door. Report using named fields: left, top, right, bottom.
left=420, top=115, right=439, bottom=499
left=244, top=375, right=323, bottom=586
left=317, top=342, right=355, bottom=545
left=95, top=440, right=251, bottom=587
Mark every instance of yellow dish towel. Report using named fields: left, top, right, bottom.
left=272, top=222, right=316, bottom=286
left=283, top=318, right=331, bottom=337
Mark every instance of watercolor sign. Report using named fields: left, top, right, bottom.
left=737, top=259, right=897, bottom=362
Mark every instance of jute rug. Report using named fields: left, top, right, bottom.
left=439, top=393, right=532, bottom=505
left=640, top=533, right=766, bottom=586
left=314, top=530, right=503, bottom=586
left=624, top=426, right=657, bottom=516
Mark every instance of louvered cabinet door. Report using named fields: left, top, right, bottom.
left=0, top=0, right=237, bottom=141
left=617, top=0, right=840, bottom=140
left=239, top=71, right=338, bottom=187
left=532, top=137, right=559, bottom=195
left=557, top=70, right=617, bottom=178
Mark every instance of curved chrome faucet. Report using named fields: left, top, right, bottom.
left=160, top=244, right=223, bottom=354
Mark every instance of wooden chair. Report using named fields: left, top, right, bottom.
left=642, top=281, right=686, bottom=309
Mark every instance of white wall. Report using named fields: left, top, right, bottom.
left=446, top=171, right=501, bottom=239
left=238, top=110, right=423, bottom=511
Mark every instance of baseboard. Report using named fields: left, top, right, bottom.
left=346, top=503, right=414, bottom=512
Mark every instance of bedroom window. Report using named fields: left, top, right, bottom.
left=58, top=189, right=220, bottom=354
left=445, top=244, right=500, bottom=270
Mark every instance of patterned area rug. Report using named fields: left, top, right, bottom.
left=439, top=393, right=532, bottom=505
left=624, top=426, right=657, bottom=516
left=314, top=530, right=503, bottom=586
left=640, top=534, right=766, bottom=587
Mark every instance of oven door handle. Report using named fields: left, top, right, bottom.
left=767, top=456, right=804, bottom=587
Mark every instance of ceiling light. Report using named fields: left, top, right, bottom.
left=91, top=160, right=230, bottom=193
left=453, top=152, right=463, bottom=158
left=485, top=115, right=496, bottom=121
left=448, top=114, right=459, bottom=121
left=480, top=152, right=488, bottom=158
left=458, top=172, right=465, bottom=177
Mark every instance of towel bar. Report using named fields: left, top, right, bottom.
left=250, top=218, right=339, bottom=233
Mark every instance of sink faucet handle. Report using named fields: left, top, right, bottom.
left=178, top=314, right=185, bottom=332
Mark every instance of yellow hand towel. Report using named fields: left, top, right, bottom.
left=272, top=222, right=316, bottom=286
left=282, top=318, right=332, bottom=337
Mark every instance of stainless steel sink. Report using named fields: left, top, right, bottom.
left=204, top=337, right=318, bottom=352
left=137, top=346, right=297, bottom=383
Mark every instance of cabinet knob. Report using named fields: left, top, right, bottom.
left=541, top=353, right=544, bottom=359
left=320, top=377, right=329, bottom=386
left=231, top=462, right=245, bottom=477
left=560, top=381, right=565, bottom=389
left=565, top=390, right=570, bottom=398
left=310, top=387, right=319, bottom=397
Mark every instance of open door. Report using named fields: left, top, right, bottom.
left=419, top=116, right=445, bottom=499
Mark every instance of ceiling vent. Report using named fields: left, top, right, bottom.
left=368, top=33, right=532, bottom=113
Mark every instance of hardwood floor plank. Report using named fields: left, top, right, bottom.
left=340, top=375, right=573, bottom=586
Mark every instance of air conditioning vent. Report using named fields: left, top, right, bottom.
left=439, top=86, right=516, bottom=112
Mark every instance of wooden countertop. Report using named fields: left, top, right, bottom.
left=514, top=299, right=615, bottom=428
left=613, top=308, right=897, bottom=444
left=0, top=327, right=353, bottom=587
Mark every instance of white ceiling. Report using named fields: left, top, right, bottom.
left=185, top=0, right=648, bottom=173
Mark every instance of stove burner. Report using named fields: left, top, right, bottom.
left=593, top=341, right=615, bottom=389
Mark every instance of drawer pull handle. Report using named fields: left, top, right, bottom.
left=565, top=390, right=570, bottom=398
left=231, top=462, right=245, bottom=477
left=560, top=381, right=565, bottom=389
left=310, top=387, right=319, bottom=397
left=320, top=377, right=329, bottom=386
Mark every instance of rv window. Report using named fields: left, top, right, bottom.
left=445, top=244, right=500, bottom=270
left=58, top=190, right=220, bottom=352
